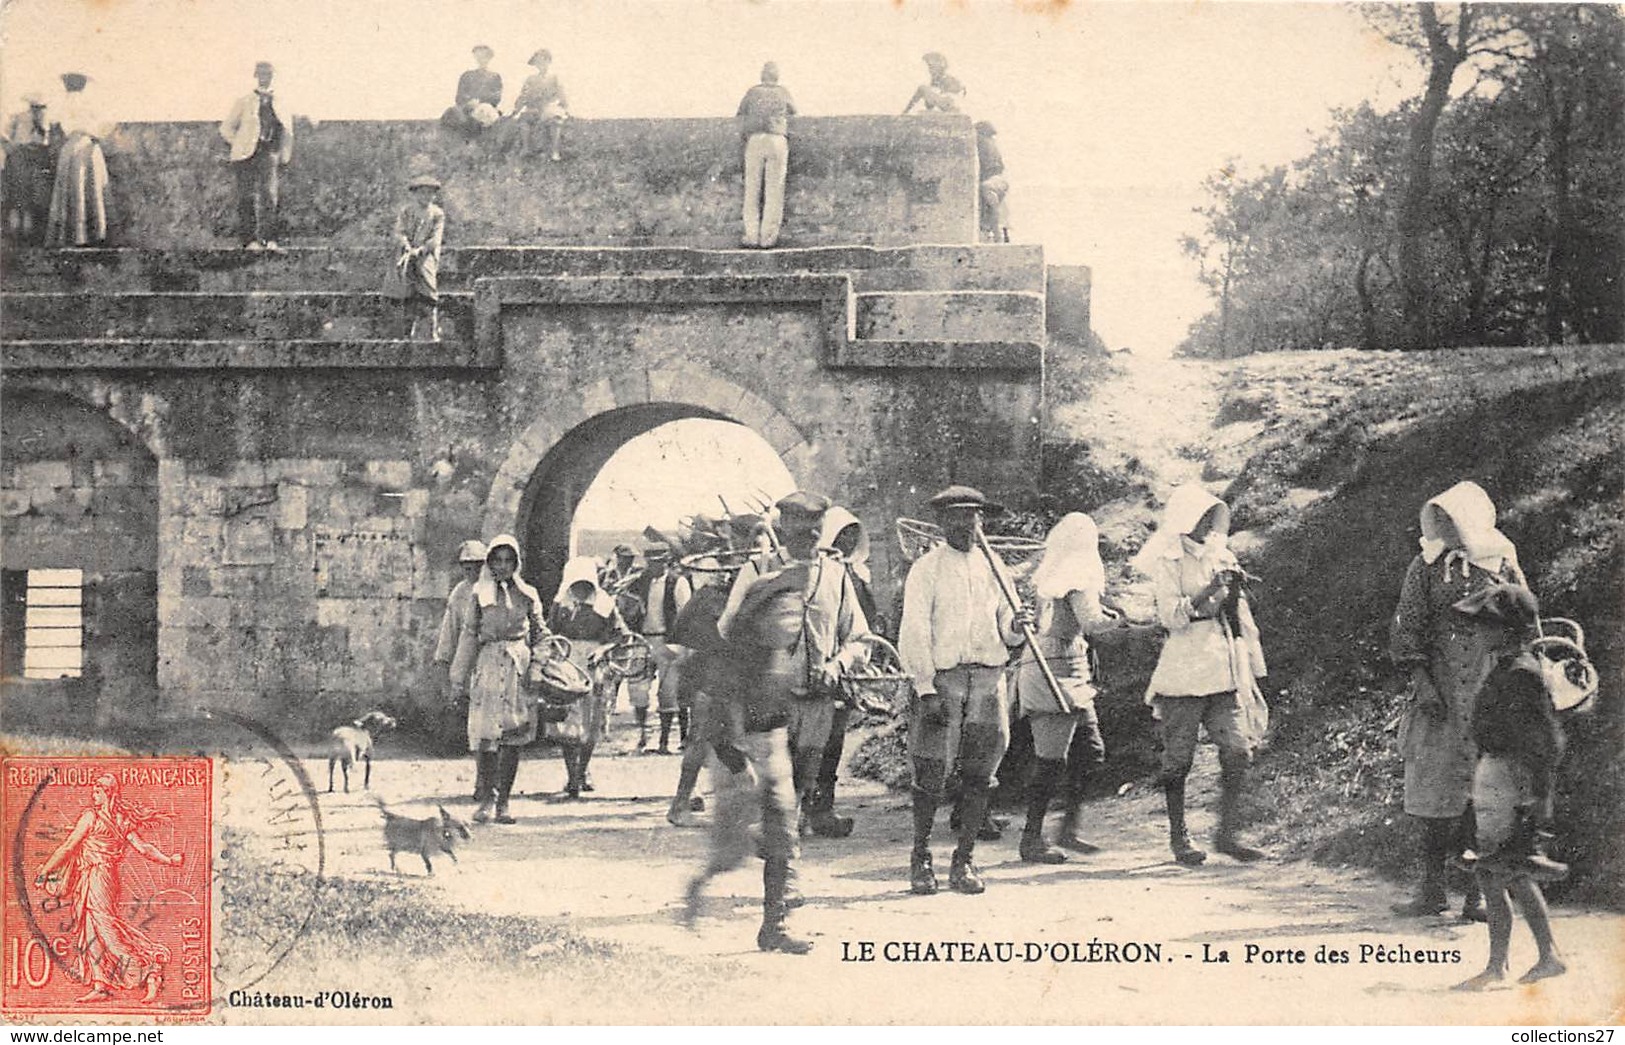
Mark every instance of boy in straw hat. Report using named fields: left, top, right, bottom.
left=383, top=174, right=446, bottom=340
left=897, top=485, right=1032, bottom=895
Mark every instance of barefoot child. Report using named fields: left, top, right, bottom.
left=1452, top=582, right=1569, bottom=990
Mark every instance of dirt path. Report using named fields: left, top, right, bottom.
left=235, top=726, right=1624, bottom=1026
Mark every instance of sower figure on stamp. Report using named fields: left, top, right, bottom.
left=382, top=174, right=445, bottom=341
left=1450, top=583, right=1569, bottom=991
left=718, top=492, right=872, bottom=840
left=736, top=62, right=795, bottom=248
left=897, top=485, right=1032, bottom=895
left=434, top=538, right=487, bottom=795
left=1390, top=480, right=1525, bottom=921
left=34, top=773, right=183, bottom=1004
left=623, top=544, right=692, bottom=754
left=220, top=61, right=292, bottom=251
left=1132, top=485, right=1271, bottom=867
left=683, top=564, right=819, bottom=954
left=449, top=535, right=553, bottom=825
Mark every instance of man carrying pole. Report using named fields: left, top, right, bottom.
left=897, top=485, right=1036, bottom=895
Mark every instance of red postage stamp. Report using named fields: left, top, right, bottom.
left=2, top=757, right=212, bottom=1018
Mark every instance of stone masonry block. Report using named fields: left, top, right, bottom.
left=364, top=460, right=413, bottom=490
left=270, top=459, right=345, bottom=485
left=0, top=490, right=30, bottom=516
left=400, top=489, right=429, bottom=517
left=276, top=483, right=308, bottom=529
left=15, top=461, right=72, bottom=488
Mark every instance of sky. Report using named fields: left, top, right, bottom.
left=0, top=0, right=1421, bottom=356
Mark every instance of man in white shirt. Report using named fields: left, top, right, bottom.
left=626, top=545, right=692, bottom=753
left=897, top=485, right=1031, bottom=895
left=220, top=62, right=294, bottom=251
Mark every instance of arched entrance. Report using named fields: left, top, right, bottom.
left=0, top=388, right=159, bottom=728
left=516, top=404, right=735, bottom=599
left=482, top=368, right=816, bottom=599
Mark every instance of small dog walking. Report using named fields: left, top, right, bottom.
left=373, top=796, right=471, bottom=876
left=327, top=710, right=397, bottom=793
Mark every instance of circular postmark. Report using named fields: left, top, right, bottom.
left=3, top=711, right=325, bottom=1018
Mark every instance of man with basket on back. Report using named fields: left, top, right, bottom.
left=718, top=492, right=874, bottom=840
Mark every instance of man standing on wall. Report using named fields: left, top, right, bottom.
left=220, top=62, right=293, bottom=251
left=735, top=62, right=796, bottom=249
left=897, top=486, right=1031, bottom=896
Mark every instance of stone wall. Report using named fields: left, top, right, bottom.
left=4, top=288, right=1040, bottom=737
left=101, top=115, right=978, bottom=250
left=1, top=391, right=159, bottom=728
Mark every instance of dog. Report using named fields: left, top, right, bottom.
left=327, top=710, right=397, bottom=793
left=373, top=796, right=471, bottom=876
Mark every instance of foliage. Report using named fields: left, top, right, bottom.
left=1179, top=4, right=1624, bottom=357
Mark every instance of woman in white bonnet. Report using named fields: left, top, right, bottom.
left=1014, top=512, right=1121, bottom=863
left=449, top=535, right=552, bottom=824
left=1390, top=480, right=1526, bottom=920
left=1131, top=485, right=1270, bottom=867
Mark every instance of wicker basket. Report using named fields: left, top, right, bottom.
left=895, top=516, right=1047, bottom=567
left=839, top=635, right=914, bottom=717
left=1534, top=617, right=1598, bottom=713
left=594, top=636, right=654, bottom=682
left=528, top=636, right=591, bottom=722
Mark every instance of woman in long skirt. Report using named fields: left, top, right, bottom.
left=1390, top=480, right=1526, bottom=920
left=45, top=72, right=111, bottom=247
left=449, top=534, right=551, bottom=824
left=546, top=556, right=634, bottom=798
left=1015, top=512, right=1121, bottom=862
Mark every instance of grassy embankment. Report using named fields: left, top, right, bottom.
left=854, top=344, right=1625, bottom=907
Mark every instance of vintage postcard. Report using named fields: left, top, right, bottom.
left=0, top=0, right=1621, bottom=1028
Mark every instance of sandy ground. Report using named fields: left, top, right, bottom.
left=215, top=713, right=1625, bottom=1027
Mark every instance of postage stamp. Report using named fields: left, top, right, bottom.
left=2, top=757, right=213, bottom=1018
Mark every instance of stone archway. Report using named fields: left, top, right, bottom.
left=0, top=387, right=160, bottom=727
left=482, top=365, right=816, bottom=600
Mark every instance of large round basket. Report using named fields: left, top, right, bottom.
left=528, top=636, right=591, bottom=722
left=895, top=516, right=1047, bottom=567
left=678, top=547, right=759, bottom=577
left=596, top=636, right=654, bottom=681
left=839, top=635, right=914, bottom=717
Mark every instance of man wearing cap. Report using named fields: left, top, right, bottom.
left=718, top=491, right=873, bottom=838
left=599, top=544, right=639, bottom=597
left=221, top=62, right=293, bottom=250
left=897, top=485, right=1031, bottom=895
left=623, top=545, right=693, bottom=753
left=735, top=62, right=796, bottom=248
left=434, top=539, right=489, bottom=798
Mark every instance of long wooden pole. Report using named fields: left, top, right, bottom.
left=972, top=520, right=1075, bottom=715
